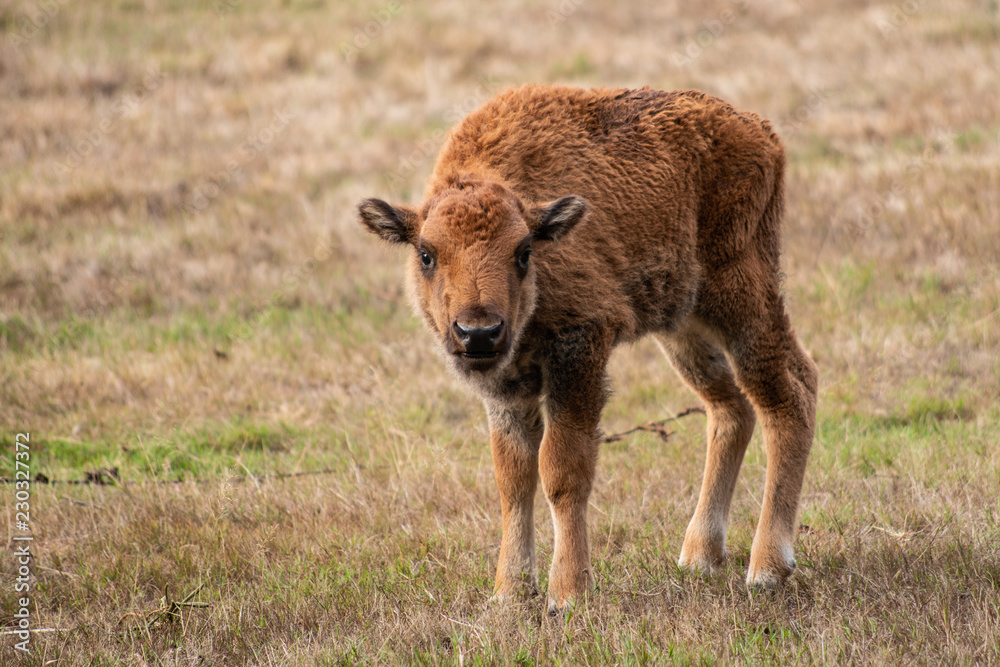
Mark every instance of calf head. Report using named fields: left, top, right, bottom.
left=358, top=177, right=587, bottom=379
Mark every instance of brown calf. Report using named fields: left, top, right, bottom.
left=358, top=85, right=818, bottom=612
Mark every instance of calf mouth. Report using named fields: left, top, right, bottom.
left=462, top=351, right=499, bottom=360
left=454, top=348, right=506, bottom=373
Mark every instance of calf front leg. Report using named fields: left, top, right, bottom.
left=487, top=399, right=544, bottom=599
left=539, top=417, right=599, bottom=611
left=539, top=326, right=610, bottom=612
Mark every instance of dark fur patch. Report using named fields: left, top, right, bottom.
left=541, top=321, right=610, bottom=416
left=498, top=363, right=543, bottom=401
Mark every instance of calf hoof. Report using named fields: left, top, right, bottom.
left=746, top=541, right=796, bottom=590
left=492, top=574, right=538, bottom=603
left=678, top=526, right=727, bottom=576
left=677, top=552, right=723, bottom=577
left=546, top=566, right=591, bottom=615
left=546, top=595, right=578, bottom=617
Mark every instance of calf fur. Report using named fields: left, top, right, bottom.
left=358, top=84, right=818, bottom=611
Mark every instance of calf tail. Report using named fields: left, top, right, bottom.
left=757, top=120, right=786, bottom=273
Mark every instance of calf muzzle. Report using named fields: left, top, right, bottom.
left=453, top=321, right=505, bottom=358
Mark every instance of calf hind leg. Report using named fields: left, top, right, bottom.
left=716, top=296, right=818, bottom=589
left=658, top=328, right=756, bottom=574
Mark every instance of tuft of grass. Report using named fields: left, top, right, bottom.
left=0, top=314, right=36, bottom=353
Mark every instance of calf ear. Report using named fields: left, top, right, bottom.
left=357, top=198, right=419, bottom=244
left=531, top=195, right=588, bottom=241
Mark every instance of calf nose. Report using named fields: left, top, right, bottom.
left=453, top=321, right=504, bottom=355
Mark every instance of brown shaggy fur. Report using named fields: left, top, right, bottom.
left=358, top=84, right=818, bottom=612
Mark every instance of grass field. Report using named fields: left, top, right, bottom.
left=2, top=0, right=999, bottom=663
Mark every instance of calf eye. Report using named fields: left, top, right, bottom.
left=517, top=248, right=531, bottom=271
left=420, top=251, right=435, bottom=270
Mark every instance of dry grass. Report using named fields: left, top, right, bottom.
left=1, top=0, right=999, bottom=664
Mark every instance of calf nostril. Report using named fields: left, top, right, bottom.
left=483, top=321, right=504, bottom=342
left=453, top=321, right=472, bottom=340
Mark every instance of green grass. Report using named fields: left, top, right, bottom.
left=0, top=420, right=345, bottom=481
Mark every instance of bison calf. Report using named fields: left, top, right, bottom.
left=358, top=85, right=818, bottom=611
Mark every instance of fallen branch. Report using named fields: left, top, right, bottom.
left=603, top=406, right=706, bottom=443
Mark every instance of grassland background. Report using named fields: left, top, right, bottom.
left=1, top=0, right=999, bottom=664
